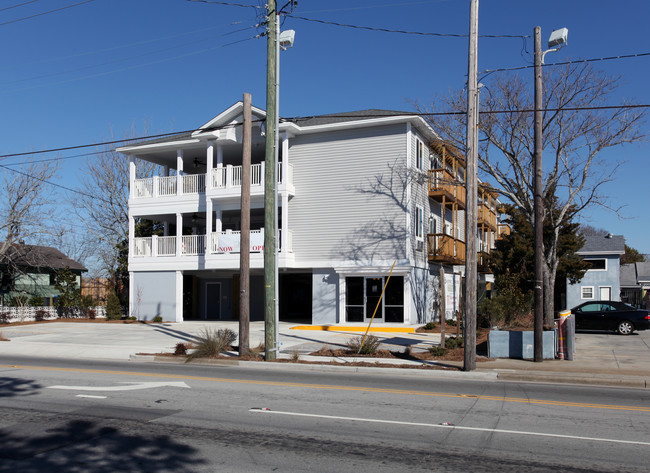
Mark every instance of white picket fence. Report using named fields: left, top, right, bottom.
left=0, top=306, right=108, bottom=324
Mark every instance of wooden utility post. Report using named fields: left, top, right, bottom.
left=463, top=0, right=479, bottom=372
left=439, top=266, right=446, bottom=349
left=533, top=26, right=544, bottom=362
left=264, top=0, right=277, bottom=360
left=239, top=93, right=252, bottom=356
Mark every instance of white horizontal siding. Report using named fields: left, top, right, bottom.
left=289, top=124, right=408, bottom=265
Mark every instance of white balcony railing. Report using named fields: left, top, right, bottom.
left=182, top=173, right=206, bottom=194
left=158, top=176, right=177, bottom=196
left=133, top=237, right=152, bottom=257
left=133, top=228, right=292, bottom=258
left=181, top=234, right=206, bottom=255
left=134, top=179, right=153, bottom=198
left=157, top=236, right=176, bottom=256
left=133, top=162, right=292, bottom=199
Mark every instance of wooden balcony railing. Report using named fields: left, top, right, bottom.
left=427, top=233, right=465, bottom=265
left=477, top=204, right=497, bottom=230
left=428, top=169, right=466, bottom=209
left=497, top=223, right=511, bottom=239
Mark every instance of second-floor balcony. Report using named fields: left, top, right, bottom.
left=132, top=228, right=292, bottom=258
left=131, top=161, right=293, bottom=200
left=477, top=203, right=497, bottom=230
left=428, top=169, right=466, bottom=209
left=427, top=232, right=465, bottom=265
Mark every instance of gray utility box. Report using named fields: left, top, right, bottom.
left=488, top=330, right=556, bottom=359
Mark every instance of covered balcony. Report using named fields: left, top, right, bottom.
left=132, top=228, right=292, bottom=258
left=427, top=233, right=465, bottom=265
left=428, top=169, right=466, bottom=209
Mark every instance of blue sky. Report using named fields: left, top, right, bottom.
left=1, top=0, right=649, bottom=252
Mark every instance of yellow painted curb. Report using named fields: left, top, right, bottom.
left=290, top=325, right=415, bottom=333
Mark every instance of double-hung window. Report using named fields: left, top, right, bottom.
left=416, top=206, right=424, bottom=240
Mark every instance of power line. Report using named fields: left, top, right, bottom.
left=284, top=14, right=529, bottom=39
left=2, top=105, right=648, bottom=161
left=0, top=0, right=94, bottom=27
left=0, top=0, right=40, bottom=12
left=186, top=0, right=262, bottom=9
left=480, top=52, right=650, bottom=75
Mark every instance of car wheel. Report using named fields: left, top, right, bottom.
left=617, top=320, right=634, bottom=335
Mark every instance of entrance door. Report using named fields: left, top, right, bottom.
left=365, top=277, right=384, bottom=323
left=599, top=286, right=612, bottom=301
left=205, top=282, right=221, bottom=320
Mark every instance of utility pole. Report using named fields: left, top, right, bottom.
left=239, top=93, right=252, bottom=356
left=533, top=26, right=544, bottom=362
left=463, top=0, right=478, bottom=372
left=264, top=0, right=277, bottom=361
left=439, top=266, right=446, bottom=349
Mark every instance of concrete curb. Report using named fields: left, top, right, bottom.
left=494, top=371, right=649, bottom=389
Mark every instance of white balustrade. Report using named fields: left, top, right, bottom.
left=158, top=176, right=177, bottom=196
left=133, top=237, right=152, bottom=256
left=181, top=235, right=206, bottom=255
left=133, top=178, right=153, bottom=198
left=157, top=236, right=176, bottom=256
left=182, top=173, right=206, bottom=194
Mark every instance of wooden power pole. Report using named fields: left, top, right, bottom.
left=239, top=93, right=252, bottom=356
left=439, top=266, right=446, bottom=349
left=463, top=0, right=479, bottom=372
left=264, top=0, right=277, bottom=360
left=533, top=26, right=544, bottom=362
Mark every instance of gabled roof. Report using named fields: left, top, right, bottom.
left=620, top=261, right=650, bottom=287
left=290, top=109, right=414, bottom=127
left=577, top=234, right=625, bottom=256
left=3, top=245, right=87, bottom=272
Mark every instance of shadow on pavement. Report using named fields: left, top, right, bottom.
left=0, top=419, right=207, bottom=472
left=0, top=377, right=42, bottom=398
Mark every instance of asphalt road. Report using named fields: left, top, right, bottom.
left=1, top=356, right=650, bottom=472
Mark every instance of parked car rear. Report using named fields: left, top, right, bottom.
left=571, top=301, right=650, bottom=335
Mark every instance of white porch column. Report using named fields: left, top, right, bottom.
left=206, top=199, right=213, bottom=253
left=128, top=156, right=136, bottom=198
left=129, top=271, right=134, bottom=319
left=175, top=270, right=183, bottom=322
left=176, top=149, right=184, bottom=195
left=281, top=193, right=289, bottom=253
left=176, top=213, right=183, bottom=257
left=206, top=141, right=214, bottom=188
left=281, top=133, right=289, bottom=185
left=128, top=215, right=135, bottom=258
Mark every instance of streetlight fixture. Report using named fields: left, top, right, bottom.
left=533, top=26, right=568, bottom=362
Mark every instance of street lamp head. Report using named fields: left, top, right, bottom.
left=279, top=29, right=295, bottom=50
left=548, top=28, right=568, bottom=49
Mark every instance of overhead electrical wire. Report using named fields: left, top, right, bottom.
left=2, top=105, right=648, bottom=161
left=0, top=0, right=94, bottom=27
left=0, top=0, right=40, bottom=12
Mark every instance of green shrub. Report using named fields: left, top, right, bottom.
left=423, top=321, right=436, bottom=330
left=346, top=335, right=381, bottom=355
left=445, top=336, right=464, bottom=349
left=428, top=346, right=447, bottom=357
left=29, top=295, right=44, bottom=306
left=105, top=292, right=122, bottom=320
left=127, top=316, right=137, bottom=321
left=445, top=318, right=457, bottom=327
left=152, top=315, right=163, bottom=323
left=186, top=328, right=237, bottom=362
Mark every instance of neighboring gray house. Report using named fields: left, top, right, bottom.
left=620, top=262, right=650, bottom=308
left=566, top=234, right=625, bottom=309
left=118, top=102, right=500, bottom=324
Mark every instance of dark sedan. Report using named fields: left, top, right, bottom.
left=571, top=301, right=650, bottom=335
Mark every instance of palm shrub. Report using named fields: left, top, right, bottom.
left=186, top=328, right=237, bottom=362
left=346, top=335, right=381, bottom=355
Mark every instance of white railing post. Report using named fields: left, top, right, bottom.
left=177, top=149, right=183, bottom=196
left=152, top=235, right=158, bottom=257
left=226, top=165, right=233, bottom=189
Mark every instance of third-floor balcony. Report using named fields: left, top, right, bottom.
left=428, top=169, right=466, bottom=209
left=131, top=161, right=293, bottom=200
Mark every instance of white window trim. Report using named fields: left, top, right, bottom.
left=581, top=286, right=594, bottom=300
left=415, top=206, right=424, bottom=240
left=416, top=139, right=424, bottom=170
left=585, top=258, right=607, bottom=271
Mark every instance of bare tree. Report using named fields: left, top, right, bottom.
left=417, top=63, right=646, bottom=324
left=74, top=128, right=159, bottom=285
left=0, top=160, right=59, bottom=300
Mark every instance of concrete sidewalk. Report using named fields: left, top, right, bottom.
left=0, top=321, right=649, bottom=388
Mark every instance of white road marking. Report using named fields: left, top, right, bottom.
left=48, top=381, right=190, bottom=392
left=76, top=395, right=107, bottom=399
left=250, top=409, right=650, bottom=447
